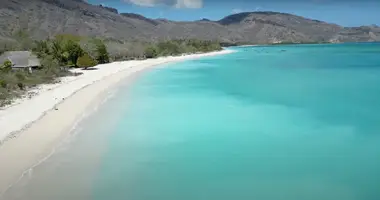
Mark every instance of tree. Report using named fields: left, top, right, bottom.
left=94, top=39, right=109, bottom=64
left=51, top=39, right=66, bottom=65
left=144, top=46, right=158, bottom=58
left=79, top=38, right=109, bottom=64
left=33, top=40, right=50, bottom=58
left=77, top=53, right=97, bottom=69
left=65, top=40, right=84, bottom=66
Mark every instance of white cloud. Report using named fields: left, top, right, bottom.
left=174, top=0, right=203, bottom=8
left=123, top=0, right=203, bottom=8
left=231, top=8, right=243, bottom=14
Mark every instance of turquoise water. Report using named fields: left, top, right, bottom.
left=4, top=43, right=380, bottom=200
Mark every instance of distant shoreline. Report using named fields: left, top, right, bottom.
left=0, top=49, right=235, bottom=196
left=231, top=41, right=380, bottom=47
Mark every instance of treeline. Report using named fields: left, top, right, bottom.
left=0, top=32, right=111, bottom=106
left=268, top=40, right=331, bottom=45
left=0, top=32, right=224, bottom=107
left=144, top=39, right=223, bottom=58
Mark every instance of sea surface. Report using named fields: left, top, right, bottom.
left=3, top=43, right=380, bottom=200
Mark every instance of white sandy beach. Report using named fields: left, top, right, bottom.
left=0, top=49, right=234, bottom=196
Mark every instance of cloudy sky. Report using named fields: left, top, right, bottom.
left=88, top=0, right=380, bottom=26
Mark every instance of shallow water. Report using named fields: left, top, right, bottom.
left=3, top=43, right=380, bottom=200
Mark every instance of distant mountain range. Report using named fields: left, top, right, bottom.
left=1, top=0, right=379, bottom=44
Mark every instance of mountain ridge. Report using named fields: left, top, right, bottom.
left=0, top=0, right=379, bottom=44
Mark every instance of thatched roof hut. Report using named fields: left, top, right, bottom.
left=0, top=51, right=40, bottom=72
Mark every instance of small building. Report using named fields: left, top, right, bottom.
left=0, top=51, right=41, bottom=73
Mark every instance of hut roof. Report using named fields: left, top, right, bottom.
left=0, top=51, right=41, bottom=68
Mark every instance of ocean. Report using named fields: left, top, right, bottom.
left=3, top=43, right=380, bottom=200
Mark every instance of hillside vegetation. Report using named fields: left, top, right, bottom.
left=144, top=39, right=222, bottom=58
left=0, top=32, right=222, bottom=107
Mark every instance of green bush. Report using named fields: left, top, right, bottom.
left=17, top=82, right=25, bottom=90
left=41, top=55, right=59, bottom=69
left=144, top=46, right=158, bottom=58
left=0, top=79, right=7, bottom=88
left=0, top=87, right=13, bottom=107
left=15, top=72, right=26, bottom=81
left=1, top=60, right=12, bottom=72
left=77, top=53, right=97, bottom=69
left=4, top=60, right=12, bottom=68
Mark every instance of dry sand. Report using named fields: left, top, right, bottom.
left=0, top=49, right=234, bottom=196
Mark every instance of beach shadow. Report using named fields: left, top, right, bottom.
left=81, top=67, right=99, bottom=71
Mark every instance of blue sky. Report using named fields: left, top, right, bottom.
left=88, top=0, right=380, bottom=27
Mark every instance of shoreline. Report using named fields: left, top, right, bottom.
left=0, top=49, right=235, bottom=196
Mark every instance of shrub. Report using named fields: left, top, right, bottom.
left=3, top=60, right=12, bottom=68
left=1, top=60, right=13, bottom=72
left=40, top=55, right=67, bottom=77
left=77, top=53, right=97, bottom=69
left=17, top=82, right=25, bottom=90
left=0, top=79, right=7, bottom=88
left=15, top=72, right=26, bottom=81
left=41, top=55, right=59, bottom=69
left=0, top=87, right=13, bottom=107
left=144, top=46, right=158, bottom=58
